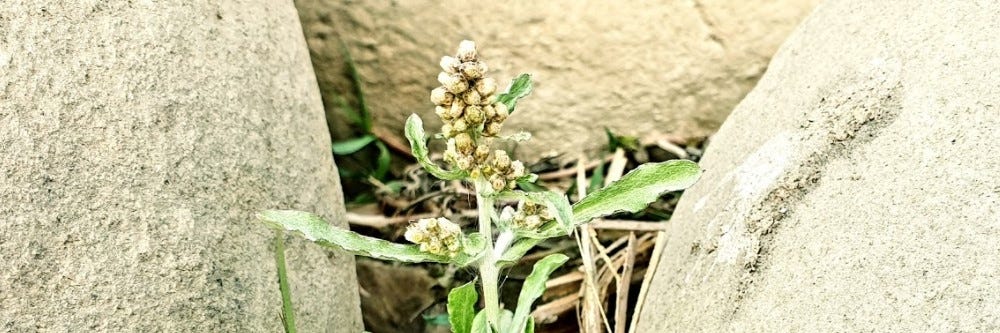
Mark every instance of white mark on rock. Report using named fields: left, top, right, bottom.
left=0, top=50, right=11, bottom=68
left=714, top=133, right=794, bottom=264
left=693, top=195, right=709, bottom=212
left=734, top=133, right=794, bottom=199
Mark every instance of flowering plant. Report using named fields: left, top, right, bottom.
left=260, top=41, right=700, bottom=333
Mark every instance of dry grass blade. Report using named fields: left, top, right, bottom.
left=614, top=232, right=637, bottom=333
left=604, top=148, right=628, bottom=186
left=589, top=219, right=668, bottom=231
left=628, top=230, right=668, bottom=333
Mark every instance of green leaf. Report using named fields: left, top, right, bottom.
left=332, top=135, right=376, bottom=155
left=404, top=114, right=467, bottom=180
left=448, top=281, right=479, bottom=333
left=605, top=128, right=641, bottom=152
left=373, top=141, right=391, bottom=180
left=471, top=311, right=490, bottom=333
left=572, top=160, right=700, bottom=225
left=511, top=254, right=569, bottom=333
left=497, top=309, right=515, bottom=333
left=587, top=162, right=605, bottom=195
left=496, top=74, right=533, bottom=114
left=258, top=210, right=476, bottom=265
left=498, top=238, right=537, bottom=265
left=524, top=317, right=534, bottom=333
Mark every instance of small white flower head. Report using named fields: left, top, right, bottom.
left=464, top=105, right=485, bottom=124
left=476, top=78, right=498, bottom=97
left=449, top=99, right=466, bottom=119
left=435, top=105, right=451, bottom=120
left=452, top=118, right=469, bottom=133
left=493, top=103, right=509, bottom=122
left=509, top=161, right=526, bottom=179
left=484, top=121, right=503, bottom=137
left=438, top=72, right=468, bottom=94
left=462, top=89, right=482, bottom=105
left=440, top=56, right=461, bottom=74
left=456, top=40, right=478, bottom=62
left=455, top=132, right=474, bottom=154
left=431, top=87, right=454, bottom=106
left=492, top=150, right=511, bottom=171
left=489, top=174, right=507, bottom=192
left=405, top=217, right=463, bottom=257
left=474, top=144, right=490, bottom=162
left=460, top=61, right=487, bottom=80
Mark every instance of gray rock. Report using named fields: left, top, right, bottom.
left=296, top=0, right=818, bottom=161
left=0, top=1, right=362, bottom=331
left=636, top=1, right=1000, bottom=331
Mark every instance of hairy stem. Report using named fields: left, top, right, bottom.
left=476, top=180, right=501, bottom=330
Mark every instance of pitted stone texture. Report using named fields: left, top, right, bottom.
left=296, top=0, right=818, bottom=161
left=0, top=1, right=362, bottom=331
left=637, top=1, right=1000, bottom=332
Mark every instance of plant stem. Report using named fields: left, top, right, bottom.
left=475, top=180, right=501, bottom=331
left=274, top=232, right=297, bottom=333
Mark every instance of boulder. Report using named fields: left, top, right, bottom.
left=0, top=1, right=362, bottom=331
left=296, top=0, right=818, bottom=161
left=637, top=1, right=1000, bottom=331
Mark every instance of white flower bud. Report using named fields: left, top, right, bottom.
left=490, top=174, right=506, bottom=192
left=441, top=123, right=454, bottom=137
left=484, top=122, right=503, bottom=136
left=525, top=215, right=542, bottom=229
left=455, top=133, right=474, bottom=154
left=462, top=89, right=482, bottom=105
left=457, top=156, right=474, bottom=171
left=493, top=150, right=511, bottom=171
left=456, top=40, right=477, bottom=62
left=431, top=87, right=454, bottom=105
left=494, top=102, right=509, bottom=122
left=435, top=106, right=451, bottom=120
left=449, top=99, right=466, bottom=119
left=438, top=72, right=468, bottom=93
left=474, top=144, right=490, bottom=162
left=440, top=56, right=461, bottom=74
left=453, top=118, right=469, bottom=133
left=509, top=161, right=525, bottom=179
left=483, top=104, right=496, bottom=118
left=460, top=61, right=487, bottom=79
left=476, top=77, right=498, bottom=97
left=464, top=105, right=484, bottom=124
left=500, top=206, right=516, bottom=223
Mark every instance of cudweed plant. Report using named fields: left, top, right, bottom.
left=259, top=41, right=701, bottom=333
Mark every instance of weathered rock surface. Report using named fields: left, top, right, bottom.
left=0, top=1, right=362, bottom=331
left=296, top=0, right=818, bottom=161
left=637, top=1, right=999, bottom=331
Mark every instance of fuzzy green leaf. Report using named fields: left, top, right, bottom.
left=496, top=74, right=533, bottom=114
left=374, top=141, right=391, bottom=180
left=572, top=160, right=700, bottom=225
left=448, top=281, right=479, bottom=333
left=405, top=114, right=467, bottom=180
left=332, top=135, right=376, bottom=155
left=259, top=210, right=476, bottom=265
left=471, top=311, right=490, bottom=333
left=511, top=254, right=569, bottom=333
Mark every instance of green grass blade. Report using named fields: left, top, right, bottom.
left=331, top=135, right=376, bottom=155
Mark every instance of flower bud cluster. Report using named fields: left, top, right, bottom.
left=432, top=40, right=527, bottom=191
left=404, top=217, right=463, bottom=257
left=508, top=201, right=553, bottom=230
